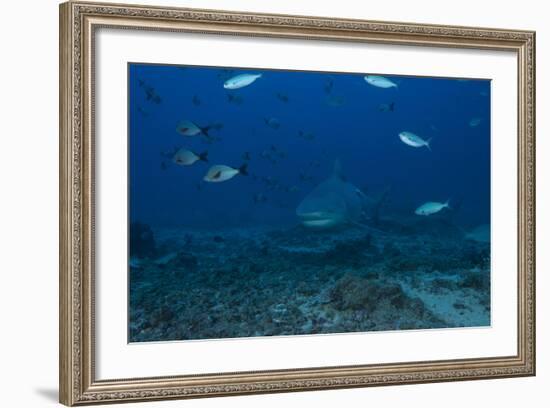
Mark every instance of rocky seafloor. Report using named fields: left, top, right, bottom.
left=129, top=218, right=490, bottom=342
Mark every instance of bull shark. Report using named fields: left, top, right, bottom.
left=296, top=160, right=387, bottom=231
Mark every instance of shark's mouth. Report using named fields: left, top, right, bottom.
left=297, top=211, right=345, bottom=229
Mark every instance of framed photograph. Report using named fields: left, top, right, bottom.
left=59, top=1, right=536, bottom=405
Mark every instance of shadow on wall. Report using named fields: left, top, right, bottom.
left=34, top=388, right=58, bottom=403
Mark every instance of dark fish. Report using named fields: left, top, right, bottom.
left=276, top=92, right=289, bottom=103
left=263, top=117, right=280, bottom=130
left=324, top=77, right=334, bottom=94
left=144, top=86, right=155, bottom=100
left=288, top=186, right=300, bottom=193
left=192, top=95, right=201, bottom=106
left=217, top=69, right=235, bottom=80
left=146, top=88, right=160, bottom=103
left=212, top=235, right=224, bottom=243
left=137, top=105, right=149, bottom=117
left=261, top=176, right=276, bottom=186
left=139, top=79, right=162, bottom=104
left=298, top=130, right=315, bottom=141
left=242, top=152, right=251, bottom=161
left=183, top=233, right=193, bottom=246
left=227, top=93, right=244, bottom=105
left=160, top=161, right=168, bottom=171
left=378, top=102, right=395, bottom=112
left=259, top=148, right=280, bottom=165
left=299, top=172, right=314, bottom=184
left=325, top=95, right=345, bottom=107
left=253, top=192, right=268, bottom=204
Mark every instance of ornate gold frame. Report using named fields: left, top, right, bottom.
left=59, top=1, right=536, bottom=405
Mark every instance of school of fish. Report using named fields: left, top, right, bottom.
left=140, top=70, right=485, bottom=227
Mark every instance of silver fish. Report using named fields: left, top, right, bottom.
left=415, top=200, right=450, bottom=216
left=399, top=131, right=432, bottom=151
left=176, top=120, right=202, bottom=136
left=176, top=120, right=222, bottom=138
left=224, top=73, right=262, bottom=89
left=203, top=164, right=248, bottom=183
left=469, top=117, right=482, bottom=127
left=173, top=149, right=208, bottom=166
left=364, top=75, right=398, bottom=89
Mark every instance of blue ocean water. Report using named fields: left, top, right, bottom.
left=129, top=64, right=489, bottom=228
left=128, top=63, right=491, bottom=342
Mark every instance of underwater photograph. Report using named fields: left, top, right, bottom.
left=128, top=63, right=491, bottom=343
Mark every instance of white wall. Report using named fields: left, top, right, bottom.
left=0, top=0, right=546, bottom=407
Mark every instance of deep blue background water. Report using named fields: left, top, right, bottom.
left=129, top=63, right=490, bottom=230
